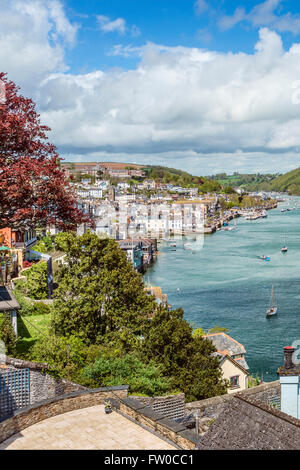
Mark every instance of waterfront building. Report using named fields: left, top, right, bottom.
left=116, top=239, right=144, bottom=272
left=214, top=352, right=249, bottom=393
left=203, top=332, right=249, bottom=372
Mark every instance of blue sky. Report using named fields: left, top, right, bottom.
left=2, top=0, right=300, bottom=175
left=64, top=0, right=300, bottom=72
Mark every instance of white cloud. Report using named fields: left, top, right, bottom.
left=97, top=15, right=126, bottom=35
left=97, top=15, right=141, bottom=37
left=2, top=0, right=300, bottom=174
left=0, top=0, right=77, bottom=95
left=219, top=0, right=300, bottom=35
left=38, top=29, right=300, bottom=173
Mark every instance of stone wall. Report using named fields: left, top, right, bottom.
left=130, top=393, right=185, bottom=420
left=0, top=386, right=129, bottom=444
left=186, top=380, right=280, bottom=419
left=117, top=397, right=199, bottom=450
left=4, top=357, right=87, bottom=405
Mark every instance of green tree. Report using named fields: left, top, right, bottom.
left=23, top=261, right=48, bottom=300
left=142, top=307, right=228, bottom=401
left=0, top=312, right=17, bottom=355
left=51, top=231, right=156, bottom=344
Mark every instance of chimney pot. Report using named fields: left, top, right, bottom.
left=284, top=346, right=295, bottom=369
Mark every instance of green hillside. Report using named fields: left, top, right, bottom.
left=210, top=172, right=278, bottom=192
left=269, top=167, right=300, bottom=194
left=140, top=165, right=222, bottom=193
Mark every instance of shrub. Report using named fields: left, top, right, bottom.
left=14, top=289, right=51, bottom=316
left=0, top=312, right=17, bottom=355
left=22, top=261, right=48, bottom=300
left=82, top=354, right=172, bottom=396
left=34, top=235, right=53, bottom=254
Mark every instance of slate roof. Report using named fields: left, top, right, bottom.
left=196, top=394, right=300, bottom=450
left=203, top=333, right=246, bottom=355
left=204, top=333, right=249, bottom=369
left=215, top=352, right=250, bottom=376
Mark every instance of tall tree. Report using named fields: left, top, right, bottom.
left=51, top=232, right=157, bottom=344
left=142, top=307, right=228, bottom=401
left=0, top=73, right=91, bottom=230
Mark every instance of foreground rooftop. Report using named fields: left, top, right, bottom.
left=0, top=405, right=176, bottom=450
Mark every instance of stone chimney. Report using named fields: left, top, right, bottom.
left=278, top=346, right=300, bottom=419
left=283, top=346, right=295, bottom=369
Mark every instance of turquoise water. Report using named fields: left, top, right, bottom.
left=146, top=198, right=300, bottom=381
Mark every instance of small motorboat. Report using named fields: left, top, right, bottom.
left=184, top=243, right=193, bottom=250
left=260, top=255, right=270, bottom=261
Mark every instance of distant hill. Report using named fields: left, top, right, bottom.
left=141, top=165, right=222, bottom=193
left=210, top=173, right=279, bottom=192
left=268, top=167, right=300, bottom=195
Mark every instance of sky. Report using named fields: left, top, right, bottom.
left=2, top=0, right=300, bottom=176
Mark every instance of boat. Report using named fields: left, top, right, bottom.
left=266, top=285, right=278, bottom=317
left=281, top=234, right=288, bottom=252
left=170, top=242, right=176, bottom=247
left=260, top=210, right=268, bottom=218
left=184, top=243, right=193, bottom=250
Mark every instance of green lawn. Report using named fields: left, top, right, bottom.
left=16, top=313, right=51, bottom=356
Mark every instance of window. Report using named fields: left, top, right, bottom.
left=230, top=375, right=240, bottom=388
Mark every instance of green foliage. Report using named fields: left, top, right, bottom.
left=14, top=288, right=50, bottom=316
left=192, top=327, right=206, bottom=338
left=223, top=186, right=236, bottom=194
left=211, top=172, right=279, bottom=192
left=142, top=307, right=228, bottom=402
left=142, top=165, right=221, bottom=192
left=248, top=374, right=260, bottom=388
left=34, top=235, right=53, bottom=254
left=20, top=262, right=48, bottom=300
left=54, top=232, right=75, bottom=252
left=82, top=353, right=172, bottom=396
left=29, top=333, right=89, bottom=379
left=51, top=231, right=156, bottom=343
left=0, top=312, right=17, bottom=355
left=268, top=167, right=300, bottom=194
left=208, top=326, right=229, bottom=334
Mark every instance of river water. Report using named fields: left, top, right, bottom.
left=146, top=197, right=300, bottom=381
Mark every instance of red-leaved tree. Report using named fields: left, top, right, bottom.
left=0, top=73, right=92, bottom=231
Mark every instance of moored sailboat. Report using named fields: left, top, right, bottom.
left=266, top=285, right=278, bottom=317
left=281, top=234, right=288, bottom=252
